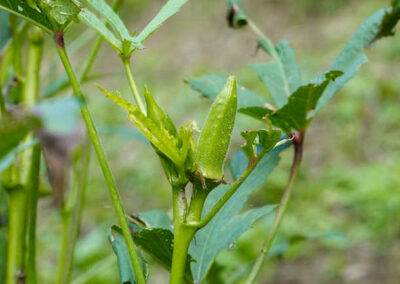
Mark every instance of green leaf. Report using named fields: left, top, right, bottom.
left=108, top=225, right=148, bottom=284
left=35, top=97, right=81, bottom=134
left=84, top=0, right=130, bottom=40
left=129, top=210, right=193, bottom=282
left=270, top=70, right=342, bottom=133
left=251, top=40, right=302, bottom=108
left=99, top=86, right=184, bottom=167
left=238, top=106, right=273, bottom=121
left=38, top=0, right=80, bottom=26
left=373, top=0, right=400, bottom=42
left=0, top=115, right=41, bottom=160
left=134, top=0, right=188, bottom=43
left=78, top=8, right=122, bottom=52
left=0, top=10, right=11, bottom=53
left=189, top=143, right=290, bottom=283
left=188, top=74, right=266, bottom=109
left=240, top=129, right=281, bottom=160
left=0, top=0, right=53, bottom=33
left=316, top=8, right=388, bottom=111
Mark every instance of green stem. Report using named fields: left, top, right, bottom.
left=56, top=142, right=90, bottom=284
left=6, top=186, right=27, bottom=284
left=54, top=38, right=145, bottom=284
left=186, top=142, right=282, bottom=229
left=122, top=58, right=146, bottom=113
left=245, top=133, right=304, bottom=284
left=170, top=187, right=206, bottom=284
left=0, top=83, right=5, bottom=116
left=25, top=145, right=41, bottom=284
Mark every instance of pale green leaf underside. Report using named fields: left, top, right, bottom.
left=251, top=40, right=301, bottom=108
left=78, top=8, right=122, bottom=52
left=188, top=74, right=266, bottom=109
left=85, top=0, right=130, bottom=40
left=134, top=0, right=188, bottom=43
left=316, top=8, right=388, bottom=111
left=0, top=0, right=53, bottom=33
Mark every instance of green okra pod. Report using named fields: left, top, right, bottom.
left=195, top=76, right=237, bottom=181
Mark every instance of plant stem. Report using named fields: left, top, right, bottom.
left=6, top=185, right=27, bottom=284
left=0, top=83, right=5, bottom=115
left=170, top=187, right=206, bottom=284
left=122, top=58, right=146, bottom=113
left=54, top=38, right=145, bottom=284
left=245, top=132, right=304, bottom=284
left=25, top=145, right=41, bottom=284
left=56, top=142, right=90, bottom=284
left=186, top=141, right=285, bottom=229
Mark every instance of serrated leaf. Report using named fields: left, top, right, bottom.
left=0, top=0, right=53, bottom=33
left=129, top=210, right=193, bottom=282
left=99, top=86, right=184, bottom=167
left=189, top=143, right=290, bottom=283
left=238, top=106, right=273, bottom=121
left=251, top=40, right=301, bottom=108
left=373, top=0, right=400, bottom=42
left=108, top=225, right=148, bottom=284
left=78, top=8, right=122, bottom=52
left=270, top=70, right=342, bottom=133
left=240, top=129, right=281, bottom=160
left=134, top=0, right=188, bottom=43
left=316, top=8, right=389, bottom=111
left=188, top=74, right=266, bottom=109
left=84, top=0, right=130, bottom=40
left=39, top=0, right=80, bottom=26
left=0, top=115, right=41, bottom=160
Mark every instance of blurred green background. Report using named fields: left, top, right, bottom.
left=32, top=0, right=400, bottom=283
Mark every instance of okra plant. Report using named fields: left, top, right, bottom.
left=0, top=0, right=399, bottom=284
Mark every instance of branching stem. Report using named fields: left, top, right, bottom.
left=245, top=132, right=304, bottom=284
left=54, top=37, right=145, bottom=284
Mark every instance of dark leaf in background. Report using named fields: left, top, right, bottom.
left=109, top=225, right=148, bottom=284
left=0, top=0, right=52, bottom=33
left=0, top=114, right=41, bottom=160
left=0, top=10, right=11, bottom=53
left=188, top=74, right=266, bottom=109
left=129, top=210, right=194, bottom=282
left=269, top=70, right=342, bottom=133
left=372, top=0, right=400, bottom=42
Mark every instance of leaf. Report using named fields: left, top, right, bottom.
left=316, top=8, right=388, bottom=111
left=34, top=97, right=81, bottom=134
left=99, top=86, right=184, bottom=166
left=0, top=10, right=11, bottom=53
left=84, top=0, right=130, bottom=40
left=240, top=129, right=281, bottom=160
left=108, top=225, right=148, bottom=284
left=38, top=0, right=80, bottom=26
left=372, top=0, right=400, bottom=42
left=78, top=8, right=122, bottom=52
left=0, top=0, right=53, bottom=33
left=189, top=143, right=290, bottom=283
left=0, top=114, right=41, bottom=160
left=129, top=210, right=193, bottom=282
left=270, top=70, right=342, bottom=133
left=251, top=40, right=302, bottom=108
left=0, top=139, right=38, bottom=174
left=188, top=74, right=266, bottom=109
left=134, top=0, right=188, bottom=43
left=238, top=106, right=273, bottom=121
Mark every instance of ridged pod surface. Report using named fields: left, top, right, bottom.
left=195, top=76, right=237, bottom=180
